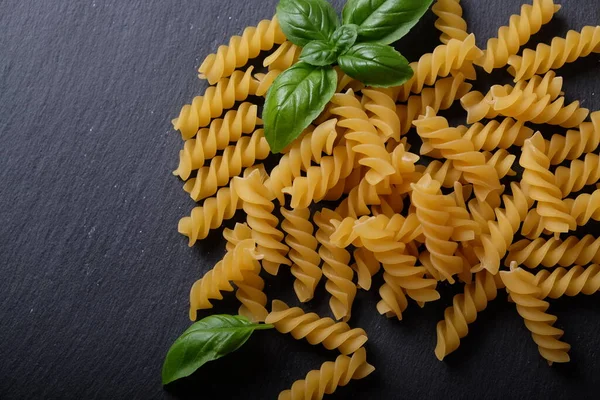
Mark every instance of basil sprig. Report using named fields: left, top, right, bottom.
left=162, top=315, right=273, bottom=385
left=265, top=0, right=433, bottom=153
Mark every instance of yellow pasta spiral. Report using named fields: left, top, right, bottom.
left=375, top=251, right=440, bottom=304
left=474, top=182, right=533, bottom=274
left=395, top=34, right=482, bottom=101
left=414, top=108, right=502, bottom=201
left=281, top=207, right=322, bottom=303
left=534, top=265, right=600, bottom=298
left=416, top=160, right=462, bottom=189
left=545, top=111, right=600, bottom=165
left=189, top=238, right=262, bottom=320
left=520, top=208, right=551, bottom=240
left=253, top=69, right=282, bottom=97
left=411, top=174, right=463, bottom=283
left=173, top=103, right=262, bottom=180
left=501, top=266, right=571, bottom=364
left=183, top=129, right=271, bottom=201
left=315, top=209, right=356, bottom=322
left=397, top=73, right=472, bottom=135
left=263, top=40, right=301, bottom=71
left=520, top=133, right=576, bottom=234
left=508, top=26, right=600, bottom=81
left=377, top=273, right=409, bottom=319
left=490, top=85, right=589, bottom=128
left=362, top=88, right=401, bottom=140
left=432, top=0, right=469, bottom=44
left=234, top=170, right=291, bottom=276
left=435, top=270, right=499, bottom=360
left=265, top=300, right=368, bottom=355
left=555, top=153, right=600, bottom=197
left=173, top=66, right=260, bottom=140
left=353, top=248, right=381, bottom=291
left=475, top=0, right=561, bottom=72
left=565, top=189, right=600, bottom=226
left=178, top=165, right=266, bottom=246
left=331, top=90, right=395, bottom=185
left=223, top=223, right=268, bottom=323
left=265, top=120, right=338, bottom=204
left=198, top=16, right=286, bottom=84
left=506, top=236, right=600, bottom=269
left=278, top=347, right=375, bottom=400
left=462, top=117, right=534, bottom=151
left=353, top=213, right=424, bottom=246
left=485, top=149, right=517, bottom=179
left=284, top=141, right=356, bottom=209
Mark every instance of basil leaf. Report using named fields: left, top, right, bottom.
left=162, top=315, right=273, bottom=385
left=263, top=62, right=337, bottom=153
left=276, top=0, right=340, bottom=47
left=342, top=0, right=434, bottom=44
left=338, top=43, right=413, bottom=87
left=331, top=24, right=359, bottom=55
left=300, top=40, right=338, bottom=66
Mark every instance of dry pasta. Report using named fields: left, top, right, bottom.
left=265, top=300, right=368, bottom=355
left=171, top=1, right=600, bottom=393
left=432, top=0, right=469, bottom=44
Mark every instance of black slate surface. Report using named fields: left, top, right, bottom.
left=2, top=0, right=600, bottom=399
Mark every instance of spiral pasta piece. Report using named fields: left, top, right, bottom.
left=281, top=207, right=322, bottom=303
left=411, top=174, right=463, bottom=283
left=507, top=236, right=600, bottom=269
left=501, top=266, right=571, bottom=364
left=545, top=111, right=600, bottom=165
left=263, top=40, right=301, bottom=71
left=266, top=300, right=368, bottom=355
left=394, top=34, right=482, bottom=101
left=330, top=90, right=395, bottom=185
left=520, top=208, right=552, bottom=239
left=462, top=117, right=534, bottom=151
left=474, top=182, right=533, bottom=274
left=508, top=26, right=600, bottom=81
left=485, top=149, right=517, bottom=178
left=534, top=265, right=600, bottom=298
left=284, top=140, right=356, bottom=209
left=475, top=0, right=561, bottom=72
left=173, top=67, right=260, bottom=139
left=173, top=103, right=262, bottom=180
left=362, top=88, right=401, bottom=140
left=265, top=120, right=338, bottom=203
left=397, top=74, right=472, bottom=135
left=520, top=133, right=576, bottom=234
left=565, top=189, right=600, bottom=226
left=353, top=248, right=381, bottom=291
left=432, top=0, right=469, bottom=44
left=253, top=69, right=282, bottom=97
left=315, top=209, right=356, bottom=322
left=375, top=251, right=440, bottom=305
left=377, top=273, right=410, bottom=319
left=189, top=239, right=263, bottom=320
left=435, top=270, right=499, bottom=360
left=335, top=178, right=392, bottom=219
left=490, top=85, right=589, bottom=128
left=198, top=16, right=286, bottom=84
left=234, top=170, right=291, bottom=276
left=414, top=108, right=502, bottom=201
left=179, top=165, right=267, bottom=246
left=278, top=347, right=375, bottom=400
left=555, top=153, right=600, bottom=197
left=183, top=129, right=270, bottom=201
left=222, top=223, right=268, bottom=323
left=416, top=160, right=462, bottom=189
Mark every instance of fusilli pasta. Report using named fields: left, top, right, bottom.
left=507, top=236, right=600, bottom=269
left=432, top=0, right=469, bottom=44
left=534, top=265, right=600, bottom=298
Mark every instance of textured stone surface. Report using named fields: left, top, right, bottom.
left=1, top=0, right=600, bottom=398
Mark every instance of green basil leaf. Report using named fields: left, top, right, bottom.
left=300, top=40, right=338, bottom=66
left=276, top=0, right=340, bottom=47
left=331, top=24, right=359, bottom=55
left=342, top=0, right=434, bottom=44
left=264, top=62, right=337, bottom=153
left=338, top=43, right=413, bottom=87
left=162, top=315, right=273, bottom=385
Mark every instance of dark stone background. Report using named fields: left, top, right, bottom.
left=1, top=0, right=600, bottom=399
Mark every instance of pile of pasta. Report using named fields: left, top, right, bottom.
left=172, top=0, right=600, bottom=397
